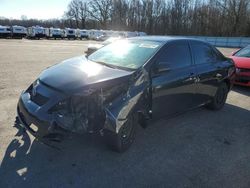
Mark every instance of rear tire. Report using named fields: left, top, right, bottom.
left=206, top=82, right=228, bottom=110
left=104, top=113, right=136, bottom=152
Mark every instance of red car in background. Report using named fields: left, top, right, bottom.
left=230, top=45, right=250, bottom=87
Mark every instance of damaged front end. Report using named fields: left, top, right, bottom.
left=17, top=80, right=106, bottom=145
left=50, top=93, right=105, bottom=134
left=17, top=70, right=149, bottom=147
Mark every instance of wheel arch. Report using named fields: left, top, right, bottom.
left=223, top=78, right=232, bottom=91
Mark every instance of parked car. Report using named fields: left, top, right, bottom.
left=45, top=28, right=63, bottom=39
left=88, top=30, right=105, bottom=40
left=86, top=37, right=121, bottom=55
left=230, top=45, right=250, bottom=87
left=0, top=25, right=11, bottom=38
left=27, top=26, right=46, bottom=39
left=63, top=28, right=77, bottom=39
left=77, top=29, right=89, bottom=39
left=137, top=32, right=147, bottom=36
left=123, top=31, right=138, bottom=38
left=11, top=25, right=27, bottom=38
left=95, top=35, right=109, bottom=41
left=17, top=37, right=235, bottom=152
left=110, top=31, right=125, bottom=37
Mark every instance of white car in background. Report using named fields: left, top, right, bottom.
left=77, top=29, right=89, bottom=39
left=11, top=25, right=27, bottom=38
left=0, top=25, right=11, bottom=38
left=86, top=37, right=121, bottom=55
left=45, top=28, right=63, bottom=39
left=138, top=32, right=147, bottom=36
left=123, top=31, right=138, bottom=38
left=27, top=26, right=46, bottom=39
left=88, top=29, right=104, bottom=40
left=63, top=28, right=77, bottom=39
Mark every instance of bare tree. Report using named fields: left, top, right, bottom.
left=87, top=0, right=113, bottom=29
left=216, top=0, right=250, bottom=36
left=111, top=0, right=129, bottom=30
left=1, top=0, right=250, bottom=36
left=79, top=0, right=88, bottom=28
left=67, top=0, right=80, bottom=27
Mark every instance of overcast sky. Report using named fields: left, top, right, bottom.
left=0, top=0, right=71, bottom=19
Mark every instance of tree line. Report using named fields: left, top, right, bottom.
left=1, top=0, right=250, bottom=37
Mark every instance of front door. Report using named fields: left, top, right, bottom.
left=151, top=40, right=197, bottom=120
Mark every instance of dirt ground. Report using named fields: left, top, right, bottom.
left=0, top=39, right=249, bottom=188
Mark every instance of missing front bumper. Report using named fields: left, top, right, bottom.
left=17, top=98, right=71, bottom=148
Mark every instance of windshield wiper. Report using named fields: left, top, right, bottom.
left=93, top=60, right=118, bottom=69
left=90, top=59, right=136, bottom=72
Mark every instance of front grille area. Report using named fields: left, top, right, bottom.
left=236, top=75, right=250, bottom=83
left=236, top=79, right=249, bottom=84
left=240, top=68, right=250, bottom=73
left=30, top=93, right=49, bottom=106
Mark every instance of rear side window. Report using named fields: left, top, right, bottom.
left=157, top=41, right=192, bottom=69
left=192, top=43, right=218, bottom=64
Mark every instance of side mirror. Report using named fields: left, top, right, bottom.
left=85, top=50, right=92, bottom=57
left=85, top=54, right=89, bottom=58
left=157, top=63, right=171, bottom=73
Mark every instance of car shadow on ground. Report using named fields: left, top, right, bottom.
left=0, top=104, right=250, bottom=188
left=233, top=85, right=249, bottom=96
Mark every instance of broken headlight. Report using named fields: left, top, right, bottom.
left=48, top=99, right=69, bottom=114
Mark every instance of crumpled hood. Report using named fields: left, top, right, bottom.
left=39, top=56, right=133, bottom=93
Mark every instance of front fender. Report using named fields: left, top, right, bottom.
left=103, top=69, right=150, bottom=134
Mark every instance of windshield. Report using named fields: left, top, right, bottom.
left=88, top=39, right=162, bottom=70
left=234, top=46, right=250, bottom=58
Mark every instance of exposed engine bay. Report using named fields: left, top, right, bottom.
left=50, top=83, right=128, bottom=134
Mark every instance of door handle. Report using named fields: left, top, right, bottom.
left=183, top=76, right=200, bottom=83
left=194, top=77, right=200, bottom=83
left=183, top=72, right=198, bottom=83
left=184, top=77, right=193, bottom=82
left=216, top=73, right=222, bottom=78
left=152, top=85, right=162, bottom=93
left=183, top=76, right=196, bottom=83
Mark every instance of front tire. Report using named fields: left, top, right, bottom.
left=104, top=113, right=136, bottom=152
left=206, top=82, right=228, bottom=110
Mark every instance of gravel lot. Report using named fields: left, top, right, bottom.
left=0, top=39, right=249, bottom=188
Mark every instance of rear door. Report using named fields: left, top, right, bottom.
left=190, top=41, right=226, bottom=105
left=151, top=40, right=197, bottom=119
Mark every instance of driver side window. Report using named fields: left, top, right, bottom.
left=156, top=41, right=192, bottom=70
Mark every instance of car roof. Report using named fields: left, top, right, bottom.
left=130, top=36, right=204, bottom=44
